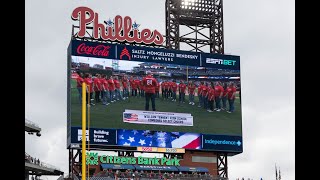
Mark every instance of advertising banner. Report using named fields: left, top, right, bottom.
left=123, top=109, right=193, bottom=126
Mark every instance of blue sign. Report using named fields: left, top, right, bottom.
left=71, top=126, right=242, bottom=153
left=70, top=127, right=117, bottom=145
left=202, top=134, right=243, bottom=152
left=201, top=53, right=240, bottom=70
left=116, top=44, right=201, bottom=67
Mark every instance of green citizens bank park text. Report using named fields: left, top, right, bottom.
left=86, top=153, right=180, bottom=166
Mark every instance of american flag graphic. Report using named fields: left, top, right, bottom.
left=117, top=129, right=201, bottom=149
left=123, top=113, right=138, bottom=121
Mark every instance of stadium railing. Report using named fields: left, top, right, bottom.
left=25, top=152, right=61, bottom=171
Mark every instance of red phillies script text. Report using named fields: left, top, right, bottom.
left=71, top=6, right=164, bottom=45
left=77, top=43, right=111, bottom=57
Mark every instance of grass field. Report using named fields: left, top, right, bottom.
left=70, top=80, right=242, bottom=135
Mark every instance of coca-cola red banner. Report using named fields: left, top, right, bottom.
left=71, top=40, right=116, bottom=59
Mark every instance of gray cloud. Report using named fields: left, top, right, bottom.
left=26, top=0, right=294, bottom=179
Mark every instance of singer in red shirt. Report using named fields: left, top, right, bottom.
left=122, top=76, right=129, bottom=99
left=178, top=80, right=187, bottom=103
left=93, top=74, right=102, bottom=104
left=222, top=82, right=228, bottom=110
left=114, top=76, right=122, bottom=101
left=142, top=72, right=158, bottom=111
left=108, top=76, right=116, bottom=103
left=171, top=80, right=178, bottom=102
left=214, top=81, right=224, bottom=111
left=188, top=81, right=196, bottom=105
left=76, top=71, right=84, bottom=104
left=207, top=82, right=215, bottom=112
left=155, top=82, right=160, bottom=98
left=227, top=82, right=237, bottom=113
left=84, top=73, right=95, bottom=106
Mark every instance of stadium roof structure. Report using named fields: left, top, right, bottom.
left=25, top=118, right=64, bottom=179
left=25, top=118, right=41, bottom=136
left=25, top=155, right=64, bottom=177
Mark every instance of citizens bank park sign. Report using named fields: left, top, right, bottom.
left=71, top=7, right=164, bottom=45
left=86, top=152, right=180, bottom=166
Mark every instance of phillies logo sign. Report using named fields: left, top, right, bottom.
left=71, top=7, right=164, bottom=45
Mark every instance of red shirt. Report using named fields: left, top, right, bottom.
left=163, top=82, right=170, bottom=90
left=134, top=79, right=141, bottom=89
left=129, top=79, right=134, bottom=88
left=140, top=80, right=145, bottom=90
left=131, top=80, right=137, bottom=90
left=142, top=75, right=158, bottom=94
left=188, top=85, right=196, bottom=95
left=100, top=78, right=108, bottom=91
left=208, top=87, right=215, bottom=101
left=222, top=87, right=228, bottom=96
left=122, top=79, right=128, bottom=89
left=76, top=77, right=84, bottom=88
left=93, top=78, right=102, bottom=91
left=155, top=83, right=160, bottom=92
left=227, top=86, right=237, bottom=99
left=178, top=83, right=187, bottom=93
left=108, top=79, right=115, bottom=91
left=201, top=86, right=209, bottom=97
left=198, top=85, right=204, bottom=95
left=84, top=78, right=94, bottom=93
left=169, top=82, right=173, bottom=90
left=171, top=82, right=178, bottom=92
left=114, top=80, right=121, bottom=89
left=214, top=85, right=224, bottom=97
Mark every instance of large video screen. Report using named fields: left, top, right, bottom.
left=68, top=40, right=242, bottom=153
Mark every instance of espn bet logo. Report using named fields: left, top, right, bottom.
left=78, top=129, right=89, bottom=141
left=86, top=152, right=98, bottom=165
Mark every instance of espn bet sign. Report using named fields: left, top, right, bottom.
left=86, top=152, right=180, bottom=166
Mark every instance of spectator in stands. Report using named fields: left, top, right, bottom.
left=93, top=74, right=102, bottom=104
left=84, top=73, right=95, bottom=106
left=227, top=82, right=237, bottom=113
left=142, top=72, right=158, bottom=111
left=214, top=81, right=224, bottom=111
left=76, top=71, right=84, bottom=103
left=178, top=80, right=187, bottom=103
left=188, top=81, right=196, bottom=106
left=222, top=82, right=228, bottom=110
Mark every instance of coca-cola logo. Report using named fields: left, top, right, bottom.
left=71, top=7, right=164, bottom=45
left=76, top=43, right=111, bottom=57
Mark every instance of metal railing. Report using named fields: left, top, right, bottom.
left=25, top=152, right=61, bottom=171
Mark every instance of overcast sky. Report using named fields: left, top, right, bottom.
left=25, top=0, right=294, bottom=179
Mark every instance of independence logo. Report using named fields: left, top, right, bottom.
left=205, top=139, right=242, bottom=146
